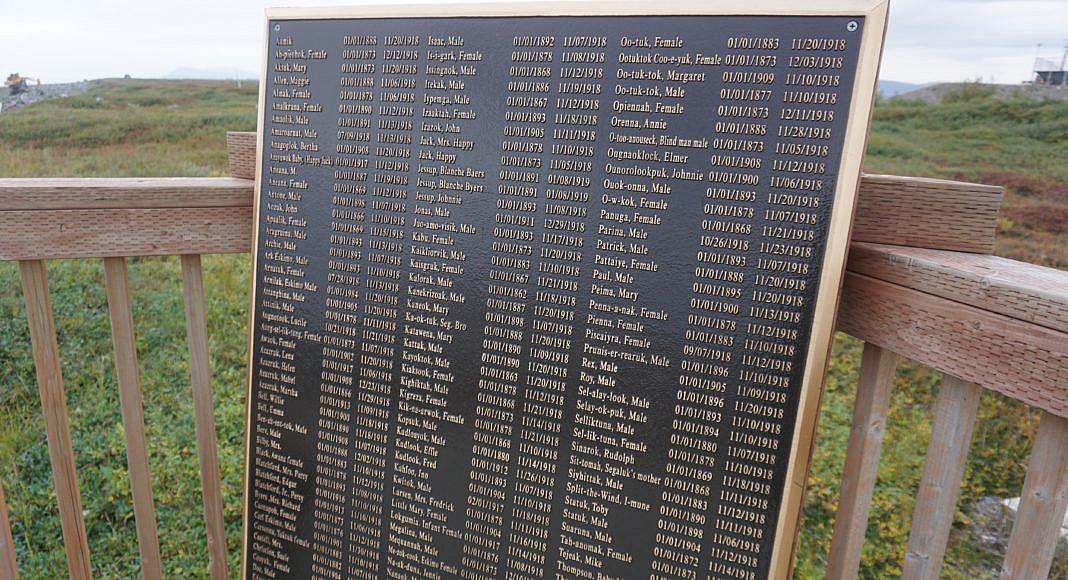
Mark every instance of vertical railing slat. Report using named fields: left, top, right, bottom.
left=0, top=479, right=18, bottom=579
left=1000, top=412, right=1068, bottom=579
left=826, top=342, right=899, bottom=580
left=901, top=375, right=981, bottom=579
left=180, top=254, right=229, bottom=580
left=102, top=257, right=163, bottom=580
left=17, top=259, right=93, bottom=579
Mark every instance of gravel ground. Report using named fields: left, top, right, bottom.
left=896, top=82, right=1068, bottom=103
left=959, top=496, right=1068, bottom=577
left=0, top=80, right=92, bottom=113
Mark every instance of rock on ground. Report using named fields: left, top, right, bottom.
left=0, top=80, right=91, bottom=113
left=959, top=496, right=1068, bottom=578
left=895, top=82, right=1068, bottom=104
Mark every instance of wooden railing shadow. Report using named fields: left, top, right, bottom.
left=0, top=131, right=1063, bottom=579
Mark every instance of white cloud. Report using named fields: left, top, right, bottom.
left=881, top=0, right=1067, bottom=83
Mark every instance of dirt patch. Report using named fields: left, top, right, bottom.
left=977, top=171, right=1057, bottom=198
left=1003, top=204, right=1068, bottom=234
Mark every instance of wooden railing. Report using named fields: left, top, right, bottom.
left=0, top=176, right=246, bottom=579
left=0, top=131, right=1063, bottom=579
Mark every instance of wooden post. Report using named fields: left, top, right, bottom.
left=826, top=343, right=899, bottom=579
left=181, top=255, right=229, bottom=579
left=902, top=375, right=981, bottom=579
left=102, top=257, right=162, bottom=580
left=17, top=260, right=92, bottom=579
left=0, top=479, right=18, bottom=579
left=1000, top=412, right=1068, bottom=579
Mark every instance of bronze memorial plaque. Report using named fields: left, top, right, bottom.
left=242, top=2, right=888, bottom=578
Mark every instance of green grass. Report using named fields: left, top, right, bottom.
left=0, top=256, right=250, bottom=577
left=0, top=80, right=256, bottom=577
left=865, top=88, right=1068, bottom=269
left=0, top=79, right=1064, bottom=578
left=0, top=79, right=256, bottom=177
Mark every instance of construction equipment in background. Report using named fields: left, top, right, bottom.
left=5, top=73, right=41, bottom=95
left=1032, top=40, right=1068, bottom=86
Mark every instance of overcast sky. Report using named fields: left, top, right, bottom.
left=1, top=0, right=1065, bottom=85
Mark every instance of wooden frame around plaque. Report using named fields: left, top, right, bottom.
left=241, top=1, right=889, bottom=578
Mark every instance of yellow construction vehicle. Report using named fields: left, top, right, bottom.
left=5, top=73, right=40, bottom=95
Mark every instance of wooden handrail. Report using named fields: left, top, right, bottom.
left=0, top=177, right=253, bottom=261
left=0, top=177, right=252, bottom=210
left=848, top=242, right=1068, bottom=334
left=838, top=272, right=1068, bottom=418
left=0, top=170, right=1063, bottom=578
left=850, top=174, right=1003, bottom=254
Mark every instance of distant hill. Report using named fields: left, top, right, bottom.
left=895, top=82, right=1068, bottom=103
left=877, top=80, right=930, bottom=98
left=164, top=67, right=257, bottom=80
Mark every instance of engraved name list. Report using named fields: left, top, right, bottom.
left=245, top=11, right=871, bottom=580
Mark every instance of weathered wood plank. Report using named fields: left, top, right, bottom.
left=0, top=480, right=18, bottom=580
left=181, top=255, right=229, bottom=580
left=0, top=207, right=253, bottom=260
left=826, top=343, right=899, bottom=580
left=102, top=258, right=162, bottom=580
left=848, top=242, right=1068, bottom=334
left=0, top=177, right=253, bottom=210
left=851, top=174, right=1003, bottom=254
left=837, top=272, right=1068, bottom=418
left=17, top=260, right=92, bottom=579
left=902, top=375, right=981, bottom=580
left=1000, top=412, right=1068, bottom=579
left=226, top=131, right=256, bottom=181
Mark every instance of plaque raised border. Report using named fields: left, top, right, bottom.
left=242, top=2, right=889, bottom=577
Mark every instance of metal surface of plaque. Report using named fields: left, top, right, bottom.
left=242, top=2, right=888, bottom=578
